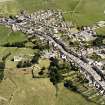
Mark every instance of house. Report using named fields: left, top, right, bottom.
left=14, top=56, right=23, bottom=62
left=61, top=54, right=66, bottom=60
left=12, top=24, right=17, bottom=32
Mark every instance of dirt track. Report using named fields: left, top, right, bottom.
left=0, top=0, right=13, bottom=2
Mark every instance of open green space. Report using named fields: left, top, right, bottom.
left=0, top=69, right=98, bottom=105
left=71, top=0, right=105, bottom=26
left=0, top=46, right=35, bottom=63
left=0, top=25, right=27, bottom=45
left=96, top=27, right=105, bottom=36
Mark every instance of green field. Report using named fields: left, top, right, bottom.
left=0, top=69, right=98, bottom=105
left=96, top=27, right=105, bottom=35
left=0, top=25, right=27, bottom=45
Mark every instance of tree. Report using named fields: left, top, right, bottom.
left=38, top=70, right=44, bottom=75
left=92, top=37, right=104, bottom=47
left=16, top=60, right=31, bottom=68
left=48, top=58, right=63, bottom=85
left=64, top=80, right=78, bottom=92
left=59, top=61, right=71, bottom=74
left=31, top=51, right=40, bottom=64
left=49, top=66, right=63, bottom=85
left=71, top=63, right=79, bottom=71
left=31, top=37, right=50, bottom=50
left=90, top=52, right=102, bottom=62
left=0, top=61, right=5, bottom=69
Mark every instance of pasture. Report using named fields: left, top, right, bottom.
left=0, top=69, right=98, bottom=105
left=0, top=25, right=27, bottom=45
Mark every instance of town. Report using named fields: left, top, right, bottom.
left=0, top=9, right=105, bottom=98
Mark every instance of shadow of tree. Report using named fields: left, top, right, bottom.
left=0, top=70, right=4, bottom=80
left=0, top=61, right=5, bottom=82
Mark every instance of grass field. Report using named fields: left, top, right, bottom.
left=96, top=27, right=105, bottom=35
left=0, top=25, right=27, bottom=45
left=0, top=69, right=98, bottom=105
left=0, top=46, right=35, bottom=63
